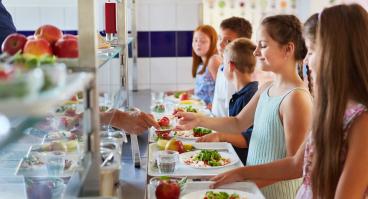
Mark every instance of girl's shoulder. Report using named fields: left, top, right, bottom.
left=208, top=54, right=222, bottom=65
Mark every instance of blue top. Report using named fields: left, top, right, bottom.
left=0, top=0, right=16, bottom=52
left=229, top=81, right=258, bottom=164
left=194, top=64, right=216, bottom=104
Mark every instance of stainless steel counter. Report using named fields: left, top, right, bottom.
left=119, top=90, right=151, bottom=199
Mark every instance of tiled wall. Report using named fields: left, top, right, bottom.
left=4, top=0, right=200, bottom=91
left=135, top=0, right=201, bottom=90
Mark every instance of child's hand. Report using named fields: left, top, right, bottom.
left=209, top=169, right=244, bottom=188
left=196, top=132, right=221, bottom=142
left=174, top=112, right=201, bottom=130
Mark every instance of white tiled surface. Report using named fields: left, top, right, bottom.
left=137, top=58, right=151, bottom=85
left=176, top=2, right=201, bottom=30
left=136, top=3, right=150, bottom=31
left=150, top=83, right=177, bottom=92
left=177, top=83, right=194, bottom=91
left=64, top=7, right=78, bottom=30
left=149, top=4, right=176, bottom=31
left=176, top=57, right=195, bottom=84
left=40, top=7, right=64, bottom=26
left=14, top=7, right=41, bottom=30
left=150, top=58, right=177, bottom=84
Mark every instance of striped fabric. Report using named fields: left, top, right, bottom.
left=246, top=85, right=310, bottom=199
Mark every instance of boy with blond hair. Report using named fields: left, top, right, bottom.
left=198, top=38, right=258, bottom=164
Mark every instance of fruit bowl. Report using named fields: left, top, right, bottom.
left=24, top=177, right=66, bottom=199
left=40, top=63, right=67, bottom=88
left=0, top=67, right=44, bottom=100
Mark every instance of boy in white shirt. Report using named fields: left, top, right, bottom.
left=212, top=17, right=253, bottom=116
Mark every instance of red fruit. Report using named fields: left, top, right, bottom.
left=158, top=116, right=170, bottom=127
left=1, top=33, right=27, bottom=55
left=165, top=139, right=185, bottom=153
left=64, top=108, right=77, bottom=117
left=70, top=95, right=78, bottom=101
left=34, top=24, right=63, bottom=45
left=23, top=39, right=52, bottom=57
left=155, top=131, right=171, bottom=140
left=53, top=38, right=79, bottom=58
left=179, top=93, right=189, bottom=101
left=155, top=180, right=180, bottom=199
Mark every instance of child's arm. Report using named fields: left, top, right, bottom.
left=175, top=82, right=272, bottom=133
left=335, top=112, right=368, bottom=199
left=210, top=142, right=305, bottom=188
left=281, top=90, right=313, bottom=156
left=207, top=54, right=222, bottom=80
left=197, top=132, right=248, bottom=148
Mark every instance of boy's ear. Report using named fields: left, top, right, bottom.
left=229, top=61, right=236, bottom=72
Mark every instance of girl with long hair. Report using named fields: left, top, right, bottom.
left=206, top=4, right=368, bottom=199
left=176, top=14, right=313, bottom=199
left=191, top=25, right=221, bottom=105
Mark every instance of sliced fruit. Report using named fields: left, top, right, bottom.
left=157, top=139, right=169, bottom=150
left=183, top=144, right=193, bottom=152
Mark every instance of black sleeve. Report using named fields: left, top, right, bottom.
left=0, top=2, right=16, bottom=49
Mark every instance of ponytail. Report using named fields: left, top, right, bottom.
left=305, top=64, right=314, bottom=96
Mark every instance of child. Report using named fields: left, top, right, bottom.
left=197, top=38, right=258, bottom=164
left=212, top=17, right=252, bottom=116
left=192, top=25, right=221, bottom=105
left=211, top=4, right=368, bottom=199
left=176, top=14, right=313, bottom=199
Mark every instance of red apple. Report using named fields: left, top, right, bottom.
left=179, top=93, right=190, bottom=101
left=165, top=139, right=185, bottom=154
left=155, top=180, right=180, bottom=199
left=1, top=33, right=27, bottom=55
left=34, top=24, right=63, bottom=45
left=62, top=34, right=78, bottom=40
left=158, top=116, right=170, bottom=127
left=23, top=38, right=52, bottom=57
left=53, top=38, right=79, bottom=58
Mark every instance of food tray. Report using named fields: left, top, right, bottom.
left=147, top=181, right=265, bottom=199
left=15, top=151, right=80, bottom=177
left=147, top=142, right=243, bottom=177
left=149, top=128, right=214, bottom=143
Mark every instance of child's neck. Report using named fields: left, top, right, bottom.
left=273, top=62, right=303, bottom=88
left=201, top=56, right=207, bottom=63
left=234, top=73, right=252, bottom=91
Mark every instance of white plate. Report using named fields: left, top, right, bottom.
left=180, top=150, right=238, bottom=169
left=165, top=95, right=204, bottom=104
left=181, top=189, right=256, bottom=199
left=174, top=130, right=198, bottom=140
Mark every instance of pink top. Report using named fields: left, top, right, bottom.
left=296, top=103, right=367, bottom=199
